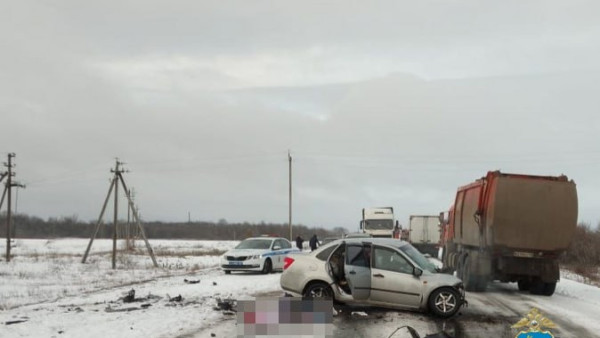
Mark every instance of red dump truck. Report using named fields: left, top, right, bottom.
left=440, top=171, right=578, bottom=295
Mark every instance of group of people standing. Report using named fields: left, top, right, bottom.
left=295, top=234, right=319, bottom=251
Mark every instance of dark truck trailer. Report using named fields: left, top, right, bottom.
left=441, top=171, right=577, bottom=295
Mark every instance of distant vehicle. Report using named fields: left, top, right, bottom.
left=344, top=232, right=372, bottom=239
left=440, top=171, right=578, bottom=295
left=280, top=238, right=466, bottom=318
left=221, top=237, right=300, bottom=274
left=320, top=237, right=341, bottom=245
left=359, top=207, right=399, bottom=238
left=408, top=215, right=441, bottom=256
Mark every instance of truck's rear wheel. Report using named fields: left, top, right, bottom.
left=463, top=255, right=487, bottom=292
left=529, top=279, right=548, bottom=295
left=517, top=279, right=530, bottom=291
left=542, top=282, right=556, bottom=296
left=456, top=254, right=466, bottom=281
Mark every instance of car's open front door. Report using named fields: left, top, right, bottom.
left=344, top=243, right=371, bottom=300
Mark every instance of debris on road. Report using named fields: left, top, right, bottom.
left=122, top=289, right=137, bottom=303
left=118, top=289, right=161, bottom=304
left=168, top=294, right=183, bottom=302
left=213, top=297, right=237, bottom=313
left=105, top=306, right=141, bottom=313
left=387, top=325, right=453, bottom=338
left=184, top=279, right=200, bottom=284
left=5, top=319, right=28, bottom=325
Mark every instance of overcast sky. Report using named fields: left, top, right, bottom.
left=2, top=1, right=600, bottom=230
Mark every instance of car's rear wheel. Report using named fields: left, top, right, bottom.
left=261, top=259, right=273, bottom=274
left=428, top=287, right=461, bottom=318
left=303, top=282, right=334, bottom=299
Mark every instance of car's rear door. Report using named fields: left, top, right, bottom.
left=344, top=243, right=371, bottom=300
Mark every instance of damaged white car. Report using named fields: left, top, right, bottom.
left=280, top=238, right=466, bottom=318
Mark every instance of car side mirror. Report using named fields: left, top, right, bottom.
left=423, top=253, right=432, bottom=258
left=413, top=267, right=423, bottom=277
left=273, top=245, right=281, bottom=250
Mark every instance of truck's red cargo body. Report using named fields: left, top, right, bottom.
left=441, top=171, right=578, bottom=295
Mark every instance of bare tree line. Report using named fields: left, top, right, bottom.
left=0, top=213, right=347, bottom=241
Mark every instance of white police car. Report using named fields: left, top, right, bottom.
left=221, top=236, right=300, bottom=274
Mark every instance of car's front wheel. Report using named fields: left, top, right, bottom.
left=303, top=282, right=334, bottom=299
left=428, top=287, right=461, bottom=318
left=261, top=258, right=273, bottom=274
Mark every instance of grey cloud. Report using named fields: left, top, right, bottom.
left=1, top=1, right=600, bottom=229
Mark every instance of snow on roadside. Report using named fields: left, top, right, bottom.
left=0, top=239, right=237, bottom=310
left=1, top=268, right=283, bottom=338
left=2, top=239, right=600, bottom=338
left=0, top=238, right=287, bottom=338
left=555, top=269, right=600, bottom=307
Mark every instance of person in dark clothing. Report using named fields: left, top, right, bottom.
left=295, top=235, right=304, bottom=250
left=309, top=234, right=319, bottom=251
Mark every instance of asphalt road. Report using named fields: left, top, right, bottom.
left=331, top=282, right=599, bottom=338
left=192, top=281, right=599, bottom=338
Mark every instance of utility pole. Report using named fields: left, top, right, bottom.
left=112, top=160, right=120, bottom=269
left=82, top=160, right=157, bottom=268
left=126, top=188, right=131, bottom=250
left=288, top=150, right=292, bottom=241
left=129, top=188, right=137, bottom=241
left=6, top=153, right=12, bottom=262
left=2, top=153, right=23, bottom=262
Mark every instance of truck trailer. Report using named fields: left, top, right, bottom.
left=440, top=171, right=577, bottom=295
left=408, top=215, right=441, bottom=256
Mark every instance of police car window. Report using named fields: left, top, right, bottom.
left=346, top=245, right=369, bottom=267
left=281, top=240, right=291, bottom=249
left=373, top=246, right=412, bottom=274
left=236, top=239, right=271, bottom=249
left=273, top=240, right=284, bottom=249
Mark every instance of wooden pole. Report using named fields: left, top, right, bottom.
left=5, top=153, right=14, bottom=262
left=118, top=173, right=158, bottom=267
left=112, top=164, right=119, bottom=269
left=0, top=185, right=6, bottom=213
left=126, top=188, right=131, bottom=250
left=82, top=177, right=116, bottom=263
left=288, top=151, right=292, bottom=241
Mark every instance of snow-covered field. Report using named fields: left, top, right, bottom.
left=0, top=239, right=237, bottom=311
left=1, top=239, right=599, bottom=338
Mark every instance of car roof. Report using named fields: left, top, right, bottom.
left=243, top=237, right=285, bottom=241
left=334, top=237, right=408, bottom=248
left=344, top=233, right=372, bottom=238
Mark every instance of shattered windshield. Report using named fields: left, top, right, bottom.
left=235, top=239, right=272, bottom=250
left=364, top=219, right=394, bottom=230
left=399, top=244, right=438, bottom=273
